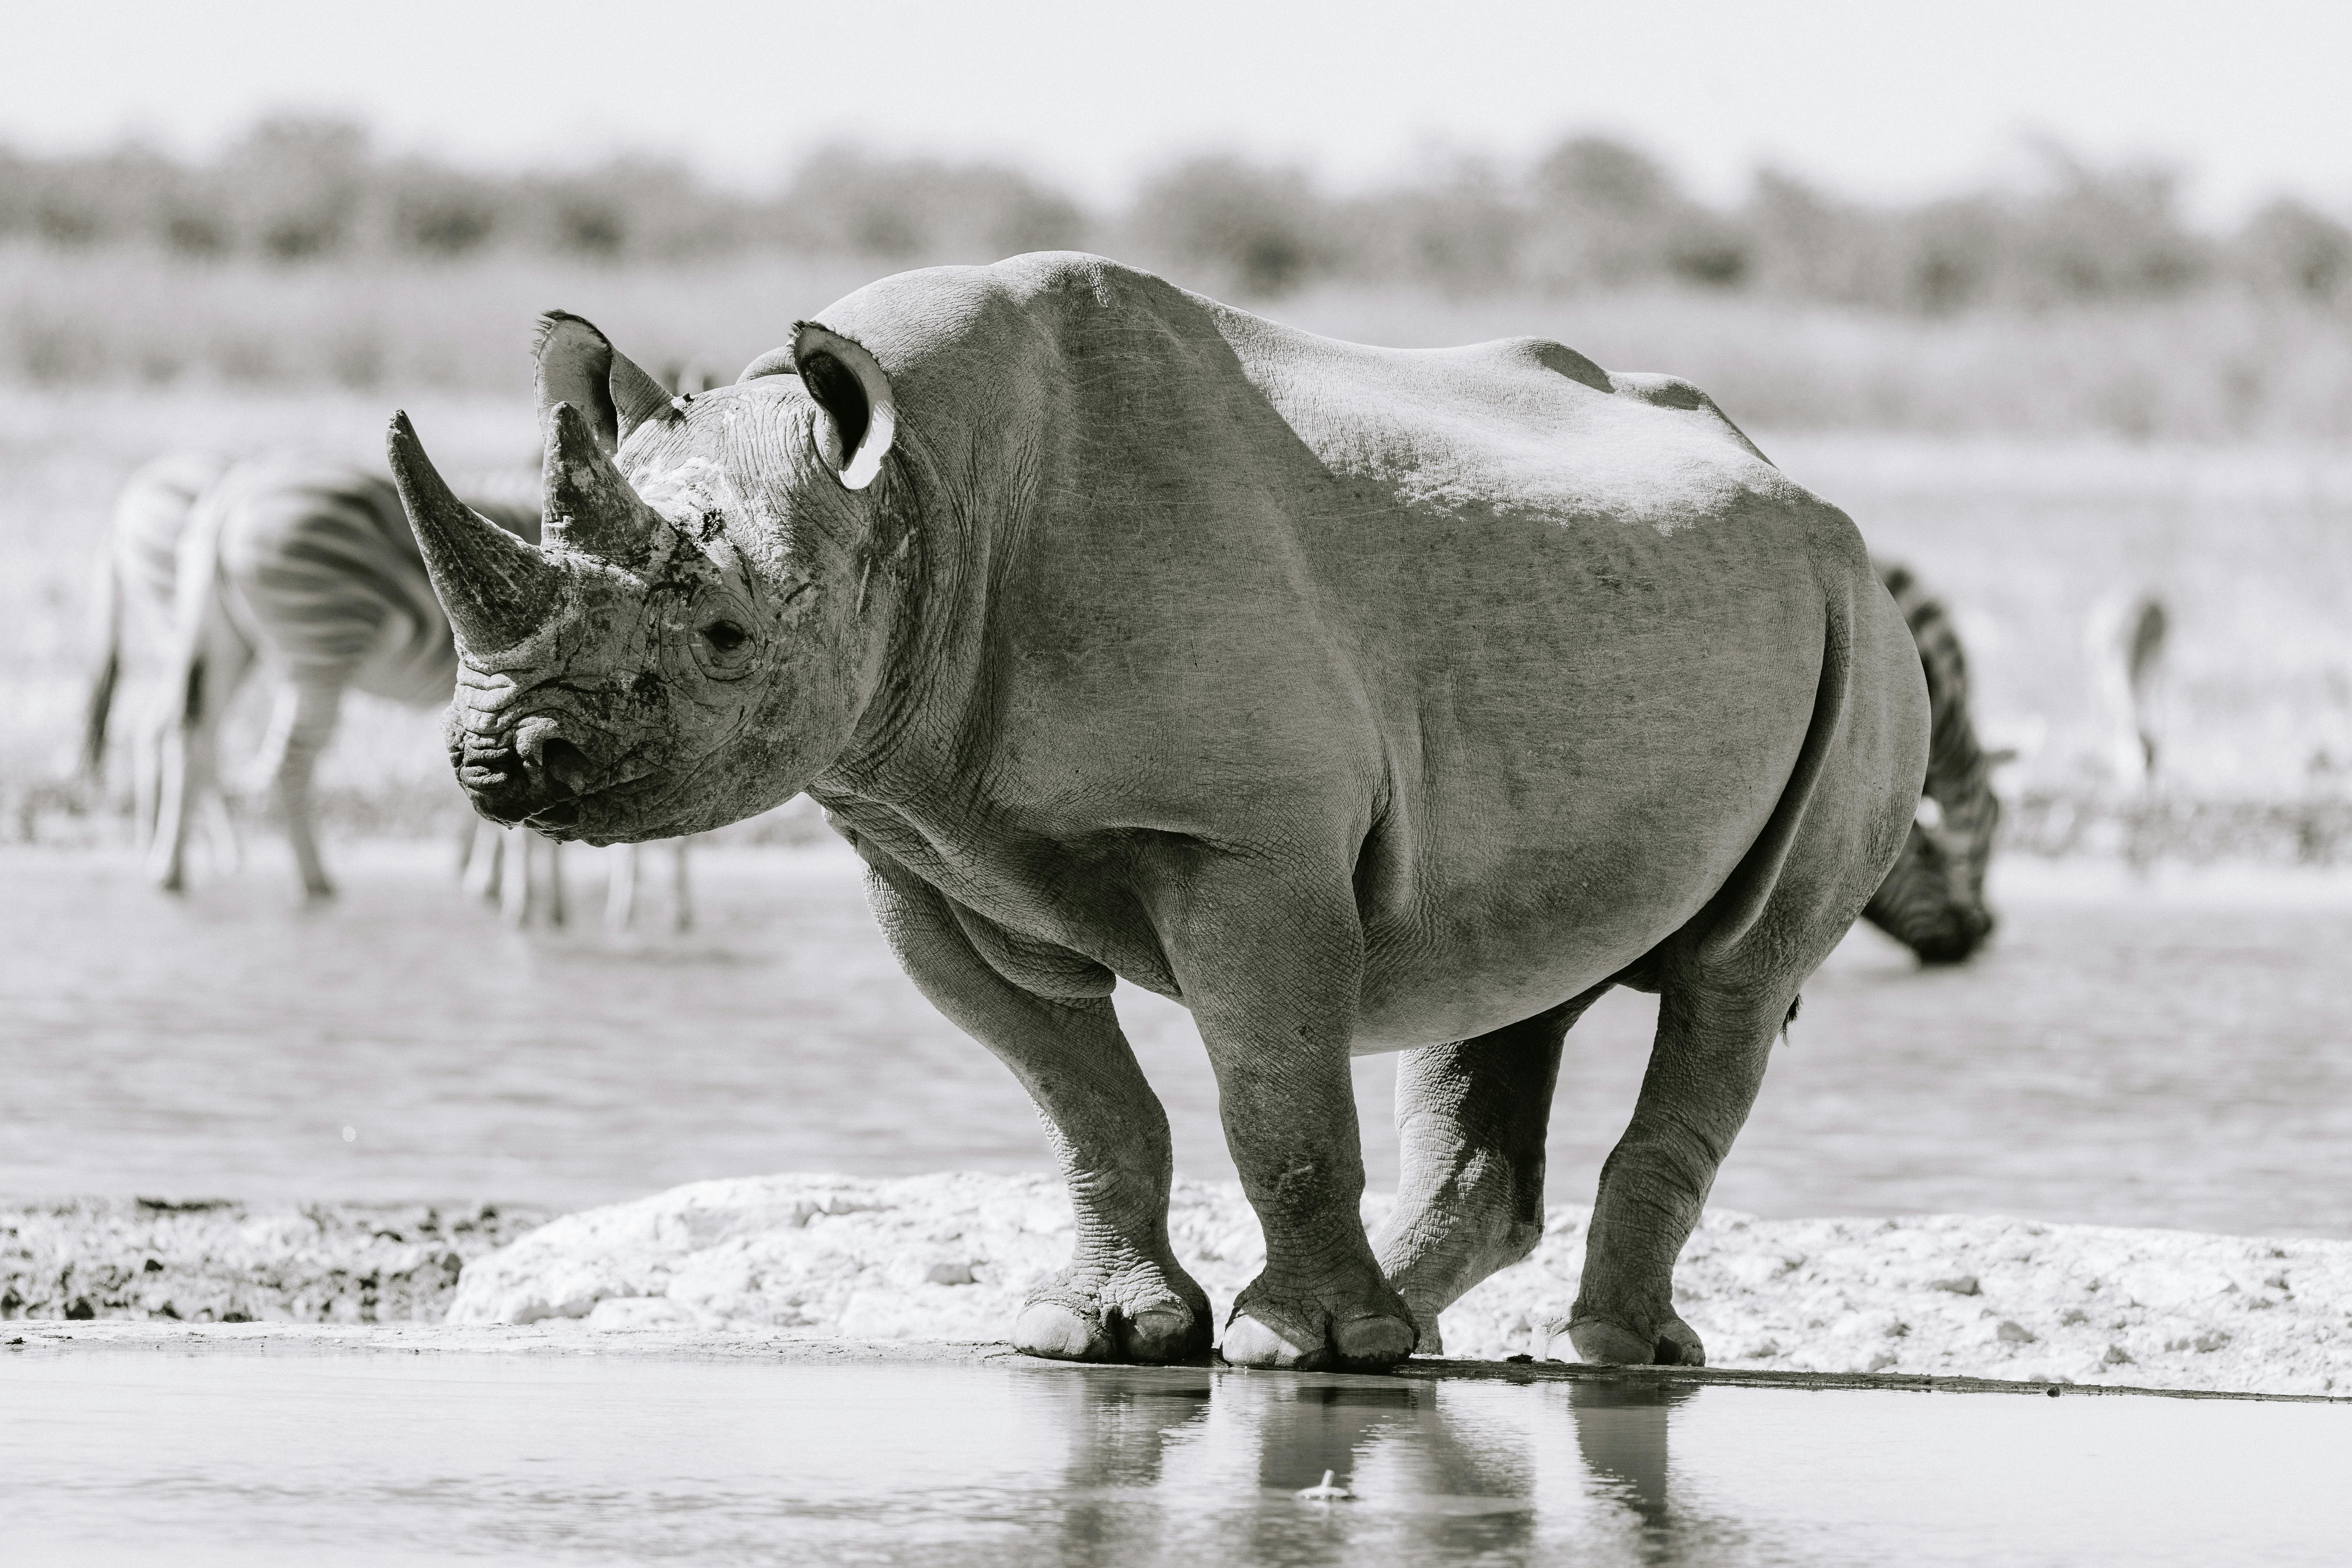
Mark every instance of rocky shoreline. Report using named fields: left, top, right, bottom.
left=0, top=1198, right=549, bottom=1325
left=10, top=1175, right=2348, bottom=1397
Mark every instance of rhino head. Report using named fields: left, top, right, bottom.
left=388, top=312, right=904, bottom=843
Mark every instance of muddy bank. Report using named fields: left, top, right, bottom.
left=447, top=1174, right=2352, bottom=1397
left=0, top=1198, right=548, bottom=1323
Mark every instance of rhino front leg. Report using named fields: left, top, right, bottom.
left=863, top=855, right=1211, bottom=1364
left=1143, top=850, right=1417, bottom=1371
left=1371, top=987, right=1604, bottom=1352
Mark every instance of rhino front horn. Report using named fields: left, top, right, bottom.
left=543, top=401, right=666, bottom=566
left=387, top=411, right=564, bottom=655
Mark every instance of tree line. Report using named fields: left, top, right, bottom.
left=4, top=117, right=2347, bottom=312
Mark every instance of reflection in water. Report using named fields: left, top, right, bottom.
left=7, top=1356, right=2346, bottom=1567
left=1049, top=1372, right=1214, bottom=1564
left=1027, top=1367, right=1542, bottom=1566
left=1563, top=1381, right=1716, bottom=1562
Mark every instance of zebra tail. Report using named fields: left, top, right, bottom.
left=80, top=546, right=124, bottom=777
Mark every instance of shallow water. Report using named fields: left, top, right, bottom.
left=2, top=1351, right=2345, bottom=1566
left=5, top=842, right=2352, bottom=1235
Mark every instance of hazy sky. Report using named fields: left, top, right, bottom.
left=5, top=0, right=2346, bottom=218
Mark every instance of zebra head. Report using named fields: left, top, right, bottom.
left=387, top=312, right=901, bottom=844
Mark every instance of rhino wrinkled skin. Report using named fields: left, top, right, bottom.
left=390, top=253, right=1927, bottom=1371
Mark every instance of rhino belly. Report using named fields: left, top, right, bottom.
left=1347, top=884, right=1697, bottom=1051
left=1341, top=746, right=1791, bottom=1049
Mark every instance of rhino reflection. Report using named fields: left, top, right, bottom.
left=1060, top=1371, right=1215, bottom=1488
left=1033, top=1369, right=1538, bottom=1564
left=1562, top=1381, right=1762, bottom=1564
left=1564, top=1382, right=1695, bottom=1531
left=1045, top=1371, right=1216, bottom=1565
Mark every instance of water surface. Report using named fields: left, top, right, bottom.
left=5, top=843, right=2350, bottom=1234
left=2, top=1351, right=2345, bottom=1566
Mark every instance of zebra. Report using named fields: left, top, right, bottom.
left=82, top=450, right=690, bottom=926
left=1860, top=561, right=2001, bottom=965
left=2087, top=589, right=2170, bottom=791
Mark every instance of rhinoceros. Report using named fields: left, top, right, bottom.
left=387, top=252, right=1926, bottom=1370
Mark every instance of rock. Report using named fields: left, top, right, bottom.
left=447, top=1175, right=2352, bottom=1396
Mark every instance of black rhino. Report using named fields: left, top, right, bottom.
left=388, top=253, right=1927, bottom=1370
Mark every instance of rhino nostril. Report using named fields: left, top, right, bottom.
left=534, top=736, right=595, bottom=795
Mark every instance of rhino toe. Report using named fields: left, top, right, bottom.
left=1013, top=1300, right=1117, bottom=1362
left=1012, top=1286, right=1209, bottom=1365
left=1556, top=1314, right=1707, bottom=1366
left=1221, top=1283, right=1418, bottom=1371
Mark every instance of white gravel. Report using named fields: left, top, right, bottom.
left=449, top=1172, right=2352, bottom=1396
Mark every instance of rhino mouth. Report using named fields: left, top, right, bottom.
left=519, top=768, right=662, bottom=839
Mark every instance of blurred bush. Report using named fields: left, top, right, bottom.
left=4, top=116, right=2351, bottom=430
left=9, top=114, right=2347, bottom=308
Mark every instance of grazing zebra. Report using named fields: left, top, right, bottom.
left=83, top=450, right=690, bottom=926
left=1860, top=561, right=2000, bottom=964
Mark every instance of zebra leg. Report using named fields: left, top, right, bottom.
left=605, top=842, right=639, bottom=935
left=270, top=677, right=345, bottom=900
left=201, top=780, right=243, bottom=876
left=1370, top=987, right=1599, bottom=1353
left=148, top=614, right=251, bottom=892
left=462, top=818, right=503, bottom=903
left=132, top=682, right=170, bottom=857
left=147, top=698, right=192, bottom=891
left=500, top=824, right=534, bottom=926
left=545, top=837, right=567, bottom=927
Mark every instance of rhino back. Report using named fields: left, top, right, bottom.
left=813, top=255, right=1886, bottom=1040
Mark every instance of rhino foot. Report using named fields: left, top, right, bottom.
left=1012, top=1267, right=1212, bottom=1364
left=1552, top=1313, right=1706, bottom=1366
left=1219, top=1275, right=1419, bottom=1371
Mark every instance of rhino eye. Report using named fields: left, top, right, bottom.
left=689, top=615, right=759, bottom=681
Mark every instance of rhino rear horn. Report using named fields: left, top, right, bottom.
left=534, top=310, right=675, bottom=452
left=387, top=412, right=564, bottom=655
left=543, top=401, right=668, bottom=566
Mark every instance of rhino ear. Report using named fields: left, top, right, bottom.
left=788, top=322, right=897, bottom=491
left=533, top=311, right=675, bottom=454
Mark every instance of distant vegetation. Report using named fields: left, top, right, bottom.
left=5, top=118, right=2352, bottom=440
left=6, top=117, right=2348, bottom=309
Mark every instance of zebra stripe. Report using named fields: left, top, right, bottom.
left=82, top=450, right=237, bottom=772
left=1861, top=560, right=1999, bottom=965
left=87, top=452, right=540, bottom=899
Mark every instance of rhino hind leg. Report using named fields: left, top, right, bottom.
left=1551, top=963, right=1799, bottom=1368
left=1372, top=986, right=1605, bottom=1354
